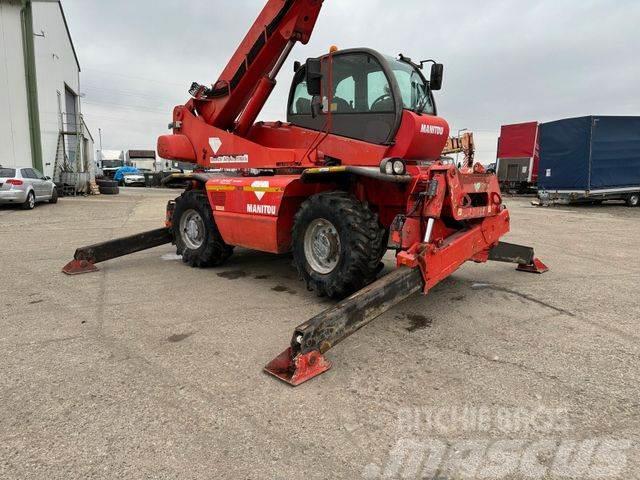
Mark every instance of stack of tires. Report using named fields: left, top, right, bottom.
left=96, top=178, right=119, bottom=195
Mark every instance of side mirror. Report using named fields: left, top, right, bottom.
left=305, top=58, right=322, bottom=96
left=430, top=63, right=444, bottom=91
left=293, top=60, right=301, bottom=72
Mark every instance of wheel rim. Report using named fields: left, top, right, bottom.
left=631, top=195, right=639, bottom=206
left=29, top=193, right=34, bottom=208
left=304, top=218, right=341, bottom=275
left=179, top=209, right=205, bottom=250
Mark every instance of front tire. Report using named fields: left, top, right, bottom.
left=172, top=190, right=233, bottom=268
left=626, top=193, right=639, bottom=207
left=292, top=192, right=385, bottom=299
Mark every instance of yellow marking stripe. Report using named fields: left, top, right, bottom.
left=207, top=185, right=284, bottom=194
left=206, top=185, right=236, bottom=192
left=242, top=186, right=284, bottom=193
left=305, top=166, right=347, bottom=174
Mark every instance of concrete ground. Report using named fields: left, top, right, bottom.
left=1, top=188, right=638, bottom=479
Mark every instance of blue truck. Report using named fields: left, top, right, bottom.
left=537, top=116, right=640, bottom=207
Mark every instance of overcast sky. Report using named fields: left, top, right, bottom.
left=62, top=0, right=640, bottom=163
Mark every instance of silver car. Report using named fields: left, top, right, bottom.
left=121, top=172, right=146, bottom=187
left=0, top=166, right=58, bottom=209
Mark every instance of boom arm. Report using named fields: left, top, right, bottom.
left=190, top=0, right=323, bottom=135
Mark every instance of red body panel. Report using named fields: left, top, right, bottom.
left=206, top=175, right=330, bottom=253
left=386, top=111, right=450, bottom=160
left=159, top=108, right=450, bottom=169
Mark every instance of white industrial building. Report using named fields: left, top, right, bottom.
left=0, top=0, right=93, bottom=180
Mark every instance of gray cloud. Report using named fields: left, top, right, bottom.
left=62, top=0, right=640, bottom=162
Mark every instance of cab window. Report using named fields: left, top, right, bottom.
left=288, top=52, right=399, bottom=144
left=290, top=77, right=312, bottom=115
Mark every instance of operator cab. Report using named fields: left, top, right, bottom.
left=287, top=48, right=443, bottom=145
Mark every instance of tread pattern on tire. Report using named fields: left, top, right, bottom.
left=99, top=186, right=119, bottom=195
left=96, top=179, right=118, bottom=188
left=172, top=190, right=233, bottom=268
left=292, top=191, right=385, bottom=299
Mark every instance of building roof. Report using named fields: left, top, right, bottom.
left=33, top=0, right=81, bottom=72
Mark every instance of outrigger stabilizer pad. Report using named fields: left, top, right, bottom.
left=516, top=257, right=549, bottom=274
left=264, top=347, right=332, bottom=386
left=62, top=228, right=173, bottom=275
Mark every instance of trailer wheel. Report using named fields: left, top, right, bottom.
left=172, top=191, right=233, bottom=268
left=626, top=193, right=640, bottom=207
left=292, top=192, right=385, bottom=299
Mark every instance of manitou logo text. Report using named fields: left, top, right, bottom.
left=420, top=124, right=445, bottom=136
left=247, top=204, right=277, bottom=215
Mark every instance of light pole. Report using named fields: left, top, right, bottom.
left=456, top=128, right=468, bottom=166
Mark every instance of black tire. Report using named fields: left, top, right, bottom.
left=96, top=179, right=117, bottom=188
left=172, top=190, right=233, bottom=268
left=292, top=191, right=385, bottom=299
left=626, top=193, right=640, bottom=207
left=49, top=187, right=58, bottom=204
left=99, top=186, right=119, bottom=195
left=22, top=191, right=36, bottom=210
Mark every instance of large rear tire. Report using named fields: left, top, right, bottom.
left=292, top=191, right=385, bottom=299
left=172, top=190, right=233, bottom=268
left=626, top=193, right=639, bottom=207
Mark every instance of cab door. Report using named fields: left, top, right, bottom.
left=288, top=50, right=401, bottom=145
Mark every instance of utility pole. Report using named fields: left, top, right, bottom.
left=98, top=128, right=103, bottom=167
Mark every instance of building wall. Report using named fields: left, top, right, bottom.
left=0, top=1, right=32, bottom=170
left=32, top=0, right=81, bottom=178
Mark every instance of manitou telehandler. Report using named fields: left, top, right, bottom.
left=64, top=0, right=547, bottom=385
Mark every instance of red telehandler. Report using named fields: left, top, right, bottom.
left=64, top=0, right=547, bottom=385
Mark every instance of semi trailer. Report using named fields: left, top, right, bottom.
left=496, top=121, right=540, bottom=193
left=538, top=116, right=640, bottom=206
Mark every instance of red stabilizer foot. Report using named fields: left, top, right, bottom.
left=62, top=259, right=99, bottom=275
left=517, top=258, right=549, bottom=274
left=264, top=347, right=332, bottom=386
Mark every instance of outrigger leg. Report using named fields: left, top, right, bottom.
left=488, top=242, right=549, bottom=274
left=265, top=267, right=424, bottom=386
left=62, top=228, right=173, bottom=275
left=266, top=242, right=547, bottom=386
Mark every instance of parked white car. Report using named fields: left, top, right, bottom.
left=0, top=167, right=58, bottom=209
left=121, top=172, right=146, bottom=187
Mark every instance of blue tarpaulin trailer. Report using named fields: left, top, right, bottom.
left=538, top=116, right=640, bottom=206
